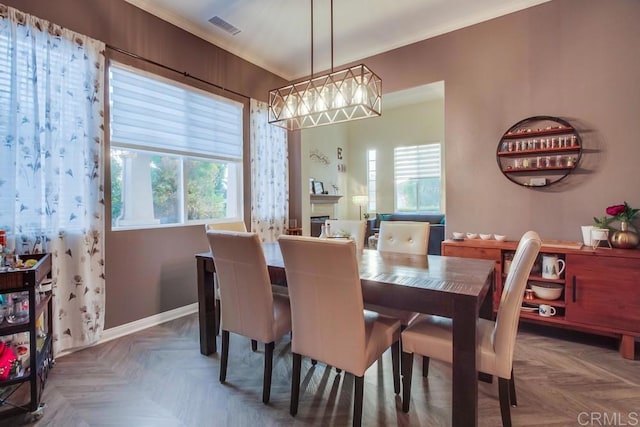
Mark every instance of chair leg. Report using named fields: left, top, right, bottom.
left=353, top=375, right=364, bottom=427
left=220, top=330, right=230, bottom=383
left=263, top=341, right=274, bottom=404
left=290, top=353, right=302, bottom=416
left=391, top=340, right=400, bottom=394
left=509, top=369, right=517, bottom=407
left=251, top=339, right=258, bottom=351
left=214, top=298, right=221, bottom=336
left=402, top=351, right=414, bottom=413
left=498, top=377, right=513, bottom=427
left=422, top=356, right=430, bottom=378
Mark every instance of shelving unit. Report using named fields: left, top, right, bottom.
left=496, top=116, right=583, bottom=187
left=0, top=253, right=53, bottom=421
left=442, top=239, right=640, bottom=359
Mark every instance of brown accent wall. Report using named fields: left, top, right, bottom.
left=352, top=0, right=640, bottom=242
left=4, top=0, right=639, bottom=328
left=1, top=0, right=288, bottom=328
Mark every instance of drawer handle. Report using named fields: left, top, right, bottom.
left=572, top=276, right=577, bottom=302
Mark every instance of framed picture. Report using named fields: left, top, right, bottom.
left=313, top=180, right=324, bottom=195
left=309, top=178, right=315, bottom=194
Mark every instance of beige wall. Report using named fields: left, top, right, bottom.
left=301, top=96, right=445, bottom=225
left=346, top=98, right=445, bottom=216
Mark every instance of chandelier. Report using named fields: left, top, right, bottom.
left=268, top=0, right=382, bottom=130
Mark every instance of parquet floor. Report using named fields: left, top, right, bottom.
left=1, top=314, right=638, bottom=426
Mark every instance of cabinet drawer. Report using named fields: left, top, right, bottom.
left=442, top=245, right=501, bottom=261
left=566, top=254, right=640, bottom=333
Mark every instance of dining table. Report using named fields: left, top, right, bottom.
left=195, top=244, right=495, bottom=427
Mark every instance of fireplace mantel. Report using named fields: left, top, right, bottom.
left=310, top=194, right=342, bottom=204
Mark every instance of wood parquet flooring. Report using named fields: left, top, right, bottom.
left=1, top=315, right=638, bottom=426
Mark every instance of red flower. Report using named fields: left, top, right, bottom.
left=606, top=204, right=626, bottom=216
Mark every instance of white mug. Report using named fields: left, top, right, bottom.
left=542, top=255, right=565, bottom=279
left=539, top=304, right=557, bottom=317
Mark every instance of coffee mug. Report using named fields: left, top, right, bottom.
left=542, top=255, right=565, bottom=279
left=539, top=304, right=557, bottom=317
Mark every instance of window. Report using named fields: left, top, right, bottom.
left=109, top=64, right=243, bottom=229
left=367, top=149, right=377, bottom=213
left=394, top=143, right=442, bottom=212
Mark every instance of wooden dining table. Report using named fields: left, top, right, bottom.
left=196, top=244, right=495, bottom=427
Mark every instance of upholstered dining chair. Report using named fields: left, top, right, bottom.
left=206, top=230, right=292, bottom=404
left=376, top=220, right=430, bottom=255
left=325, top=219, right=367, bottom=251
left=400, top=231, right=542, bottom=427
left=205, top=221, right=247, bottom=337
left=278, top=235, right=401, bottom=427
left=366, top=221, right=431, bottom=327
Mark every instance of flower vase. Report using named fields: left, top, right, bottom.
left=610, top=221, right=639, bottom=249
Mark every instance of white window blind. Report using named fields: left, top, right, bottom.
left=394, top=144, right=441, bottom=180
left=109, top=64, right=243, bottom=159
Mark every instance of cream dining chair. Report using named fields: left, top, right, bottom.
left=325, top=219, right=367, bottom=251
left=366, top=221, right=431, bottom=327
left=205, top=221, right=247, bottom=338
left=278, top=235, right=401, bottom=427
left=400, top=231, right=542, bottom=427
left=206, top=230, right=292, bottom=404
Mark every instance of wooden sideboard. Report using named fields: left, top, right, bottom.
left=442, top=239, right=640, bottom=359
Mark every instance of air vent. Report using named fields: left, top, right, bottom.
left=208, top=16, right=241, bottom=36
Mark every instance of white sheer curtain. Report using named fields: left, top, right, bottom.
left=250, top=99, right=288, bottom=242
left=0, top=5, right=106, bottom=354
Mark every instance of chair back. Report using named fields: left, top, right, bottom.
left=377, top=221, right=430, bottom=255
left=325, top=219, right=367, bottom=251
left=278, top=235, right=367, bottom=374
left=206, top=221, right=247, bottom=232
left=492, top=230, right=542, bottom=377
left=206, top=230, right=276, bottom=342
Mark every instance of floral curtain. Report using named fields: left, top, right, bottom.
left=250, top=99, right=288, bottom=242
left=0, top=5, right=106, bottom=354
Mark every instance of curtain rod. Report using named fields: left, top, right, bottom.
left=106, top=44, right=250, bottom=101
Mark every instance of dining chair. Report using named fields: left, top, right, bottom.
left=400, top=230, right=542, bottom=427
left=206, top=230, right=292, bottom=404
left=325, top=219, right=367, bottom=250
left=205, top=221, right=247, bottom=337
left=366, top=221, right=431, bottom=327
left=278, top=235, right=401, bottom=427
left=376, top=220, right=430, bottom=255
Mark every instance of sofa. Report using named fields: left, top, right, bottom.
left=366, top=213, right=445, bottom=255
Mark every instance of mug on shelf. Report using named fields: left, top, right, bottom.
left=541, top=255, right=565, bottom=279
left=539, top=304, right=557, bottom=317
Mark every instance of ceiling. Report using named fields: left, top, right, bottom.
left=125, top=0, right=550, bottom=81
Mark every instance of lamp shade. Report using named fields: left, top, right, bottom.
left=352, top=195, right=369, bottom=206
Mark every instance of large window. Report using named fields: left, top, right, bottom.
left=109, top=64, right=243, bottom=229
left=394, top=143, right=442, bottom=212
left=367, top=149, right=377, bottom=213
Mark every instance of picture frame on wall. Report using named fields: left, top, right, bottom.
left=313, top=180, right=324, bottom=195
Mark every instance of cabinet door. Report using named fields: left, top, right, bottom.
left=566, top=254, right=640, bottom=333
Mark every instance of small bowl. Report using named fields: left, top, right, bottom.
left=479, top=233, right=493, bottom=240
left=530, top=282, right=563, bottom=300
left=466, top=233, right=478, bottom=239
left=494, top=234, right=507, bottom=242
left=452, top=232, right=465, bottom=240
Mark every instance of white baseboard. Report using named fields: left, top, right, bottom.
left=56, top=303, right=198, bottom=358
